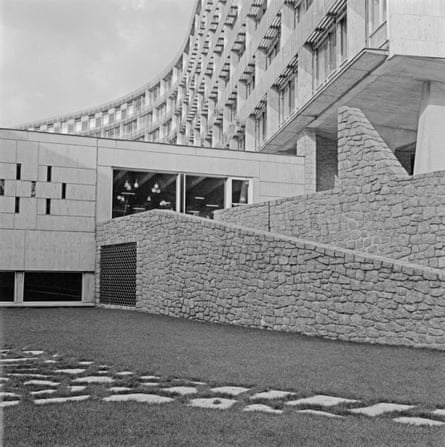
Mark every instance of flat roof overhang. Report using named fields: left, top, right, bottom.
left=262, top=51, right=445, bottom=153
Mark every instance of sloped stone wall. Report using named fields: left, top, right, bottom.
left=97, top=210, right=445, bottom=350
left=215, top=107, right=445, bottom=269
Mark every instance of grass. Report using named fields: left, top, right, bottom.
left=1, top=308, right=445, bottom=446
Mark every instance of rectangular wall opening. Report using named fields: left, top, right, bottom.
left=23, top=272, right=82, bottom=301
left=0, top=272, right=15, bottom=301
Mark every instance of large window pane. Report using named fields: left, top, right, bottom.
left=24, top=272, right=82, bottom=301
left=113, top=170, right=177, bottom=218
left=232, top=180, right=250, bottom=207
left=185, top=176, right=225, bottom=219
left=0, top=272, right=14, bottom=301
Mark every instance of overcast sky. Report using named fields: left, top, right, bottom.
left=0, top=0, right=196, bottom=127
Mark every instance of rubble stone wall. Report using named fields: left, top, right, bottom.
left=97, top=210, right=445, bottom=350
left=215, top=107, right=445, bottom=269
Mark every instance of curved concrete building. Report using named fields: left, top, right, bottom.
left=15, top=0, right=445, bottom=190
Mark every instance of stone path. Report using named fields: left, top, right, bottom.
left=1, top=347, right=444, bottom=428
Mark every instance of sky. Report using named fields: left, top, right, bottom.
left=0, top=0, right=196, bottom=127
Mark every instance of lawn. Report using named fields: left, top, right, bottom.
left=1, top=308, right=445, bottom=446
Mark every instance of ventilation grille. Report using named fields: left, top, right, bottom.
left=100, top=242, right=137, bottom=306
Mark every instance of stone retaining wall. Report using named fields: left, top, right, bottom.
left=215, top=107, right=445, bottom=269
left=97, top=210, right=445, bottom=350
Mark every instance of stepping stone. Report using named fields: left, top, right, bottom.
left=0, top=401, right=20, bottom=408
left=44, top=360, right=58, bottom=364
left=432, top=409, right=445, bottom=417
left=110, top=386, right=132, bottom=392
left=189, top=398, right=237, bottom=410
left=31, top=389, right=58, bottom=396
left=349, top=403, right=414, bottom=416
left=162, top=386, right=198, bottom=396
left=104, top=393, right=173, bottom=404
left=243, top=404, right=283, bottom=414
left=23, top=350, right=44, bottom=355
left=211, top=386, right=249, bottom=396
left=141, top=382, right=159, bottom=387
left=69, top=386, right=87, bottom=392
left=24, top=380, right=60, bottom=386
left=140, top=375, right=160, bottom=381
left=0, top=358, right=31, bottom=363
left=0, top=392, right=19, bottom=398
left=78, top=361, right=94, bottom=366
left=250, top=390, right=294, bottom=400
left=73, top=376, right=114, bottom=384
left=116, top=371, right=134, bottom=376
left=297, top=409, right=342, bottom=418
left=34, top=395, right=90, bottom=405
left=394, top=417, right=444, bottom=426
left=286, top=395, right=358, bottom=407
left=8, top=373, right=48, bottom=378
left=54, top=369, right=86, bottom=375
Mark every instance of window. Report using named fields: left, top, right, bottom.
left=184, top=175, right=225, bottom=219
left=245, top=70, right=255, bottom=98
left=368, top=0, right=387, bottom=34
left=314, top=23, right=339, bottom=87
left=15, top=197, right=20, bottom=213
left=0, top=179, right=4, bottom=196
left=0, top=272, right=15, bottom=302
left=265, top=20, right=281, bottom=68
left=62, top=183, right=66, bottom=199
left=75, top=120, right=81, bottom=132
left=16, top=163, right=21, bottom=180
left=96, top=117, right=102, bottom=128
left=254, top=100, right=267, bottom=148
left=231, top=179, right=250, bottom=207
left=279, top=67, right=297, bottom=124
left=23, top=272, right=82, bottom=301
left=31, top=181, right=36, bottom=197
left=81, top=120, right=88, bottom=131
left=339, top=14, right=347, bottom=64
left=46, top=199, right=51, bottom=215
left=47, top=166, right=52, bottom=182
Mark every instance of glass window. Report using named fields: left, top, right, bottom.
left=0, top=272, right=15, bottom=301
left=232, top=180, right=250, bottom=207
left=23, top=272, right=82, bottom=301
left=368, top=0, right=387, bottom=33
left=112, top=170, right=177, bottom=218
left=0, top=179, right=5, bottom=195
left=185, top=176, right=225, bottom=219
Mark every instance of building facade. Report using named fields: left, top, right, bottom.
left=16, top=0, right=445, bottom=193
left=0, top=129, right=302, bottom=305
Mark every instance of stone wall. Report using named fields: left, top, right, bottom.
left=97, top=210, right=445, bottom=350
left=215, top=107, right=445, bottom=269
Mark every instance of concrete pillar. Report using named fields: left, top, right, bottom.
left=14, top=272, right=24, bottom=303
left=297, top=129, right=316, bottom=194
left=414, top=81, right=445, bottom=175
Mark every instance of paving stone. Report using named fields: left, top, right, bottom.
left=44, top=360, right=58, bottom=364
left=349, top=403, right=414, bottom=416
left=24, top=380, right=60, bottom=386
left=211, top=386, right=249, bottom=396
left=432, top=409, right=445, bottom=417
left=104, top=393, right=174, bottom=404
left=250, top=390, right=294, bottom=400
left=141, top=382, right=160, bottom=387
left=78, top=361, right=94, bottom=366
left=0, top=392, right=19, bottom=398
left=23, top=350, right=44, bottom=355
left=8, top=373, right=48, bottom=378
left=286, top=395, right=358, bottom=407
left=110, top=386, right=133, bottom=392
left=243, top=404, right=283, bottom=414
left=31, top=389, right=58, bottom=396
left=140, top=375, right=160, bottom=380
left=297, top=409, right=342, bottom=418
left=0, top=401, right=20, bottom=408
left=116, top=371, right=134, bottom=376
left=73, top=376, right=114, bottom=384
left=55, top=369, right=86, bottom=375
left=69, top=386, right=87, bottom=392
left=162, top=386, right=198, bottom=396
left=189, top=398, right=237, bottom=410
left=394, top=417, right=445, bottom=426
left=34, top=395, right=90, bottom=405
left=0, top=358, right=31, bottom=363
left=97, top=370, right=110, bottom=375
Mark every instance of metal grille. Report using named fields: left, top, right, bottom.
left=100, top=243, right=136, bottom=306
